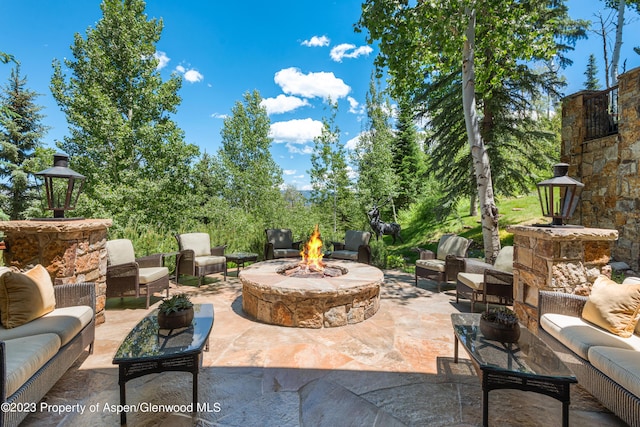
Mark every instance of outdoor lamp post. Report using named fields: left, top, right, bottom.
left=536, top=163, right=584, bottom=227
left=35, top=153, right=86, bottom=219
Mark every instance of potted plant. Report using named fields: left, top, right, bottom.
left=157, top=293, right=194, bottom=329
left=480, top=306, right=520, bottom=343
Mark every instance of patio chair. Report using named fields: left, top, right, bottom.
left=264, top=228, right=302, bottom=260
left=414, top=234, right=471, bottom=292
left=330, top=230, right=372, bottom=264
left=175, top=232, right=227, bottom=286
left=456, top=246, right=514, bottom=312
left=106, top=239, right=170, bottom=308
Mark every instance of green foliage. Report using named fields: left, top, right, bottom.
left=392, top=98, right=424, bottom=210
left=386, top=254, right=406, bottom=270
left=0, top=65, right=48, bottom=219
left=584, top=54, right=601, bottom=90
left=50, top=0, right=198, bottom=229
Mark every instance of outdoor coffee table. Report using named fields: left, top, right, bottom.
left=112, top=303, right=214, bottom=425
left=451, top=313, right=576, bottom=427
left=226, top=252, right=258, bottom=274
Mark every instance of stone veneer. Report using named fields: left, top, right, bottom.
left=507, top=225, right=618, bottom=332
left=240, top=259, right=383, bottom=328
left=562, top=65, right=640, bottom=270
left=0, top=219, right=112, bottom=324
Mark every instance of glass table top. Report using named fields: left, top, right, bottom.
left=113, top=303, right=214, bottom=363
left=451, top=313, right=575, bottom=380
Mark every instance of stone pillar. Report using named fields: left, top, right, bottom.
left=0, top=219, right=112, bottom=324
left=507, top=225, right=618, bottom=333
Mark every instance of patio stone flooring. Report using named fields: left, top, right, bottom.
left=22, top=269, right=625, bottom=426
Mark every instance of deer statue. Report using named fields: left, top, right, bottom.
left=367, top=204, right=403, bottom=244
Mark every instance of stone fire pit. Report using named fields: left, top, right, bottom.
left=240, top=259, right=383, bottom=328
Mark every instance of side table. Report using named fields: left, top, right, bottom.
left=226, top=252, right=258, bottom=275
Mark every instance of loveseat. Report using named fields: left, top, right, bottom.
left=0, top=266, right=95, bottom=427
left=538, top=276, right=640, bottom=427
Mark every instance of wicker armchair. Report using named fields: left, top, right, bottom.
left=175, top=233, right=227, bottom=286
left=414, top=234, right=471, bottom=292
left=330, top=230, right=372, bottom=264
left=106, top=239, right=170, bottom=309
left=455, top=246, right=514, bottom=312
left=264, top=229, right=302, bottom=260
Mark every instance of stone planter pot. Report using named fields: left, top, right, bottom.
left=480, top=317, right=520, bottom=343
left=157, top=307, right=194, bottom=330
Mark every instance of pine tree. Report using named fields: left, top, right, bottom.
left=392, top=99, right=423, bottom=210
left=0, top=65, right=48, bottom=219
left=584, top=54, right=601, bottom=90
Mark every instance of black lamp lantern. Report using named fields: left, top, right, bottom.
left=35, top=153, right=85, bottom=219
left=536, top=163, right=584, bottom=227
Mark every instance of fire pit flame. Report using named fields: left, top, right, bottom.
left=300, top=224, right=324, bottom=272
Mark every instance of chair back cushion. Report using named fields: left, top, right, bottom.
left=493, top=246, right=514, bottom=273
left=178, top=233, right=211, bottom=257
left=106, top=239, right=136, bottom=266
left=266, top=229, right=293, bottom=249
left=437, top=235, right=469, bottom=260
left=344, top=230, right=371, bottom=252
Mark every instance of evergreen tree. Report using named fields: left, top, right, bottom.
left=584, top=54, right=601, bottom=90
left=0, top=65, right=48, bottom=219
left=392, top=99, right=423, bottom=211
left=216, top=90, right=283, bottom=223
left=50, top=0, right=198, bottom=228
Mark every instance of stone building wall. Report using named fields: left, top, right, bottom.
left=562, top=66, right=640, bottom=271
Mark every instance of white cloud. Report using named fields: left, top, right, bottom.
left=345, top=134, right=363, bottom=150
left=184, top=69, right=204, bottom=83
left=261, top=95, right=310, bottom=115
left=347, top=96, right=365, bottom=114
left=270, top=118, right=323, bottom=143
left=286, top=143, right=314, bottom=155
left=176, top=65, right=186, bottom=73
left=154, top=51, right=170, bottom=70
left=274, top=67, right=350, bottom=100
left=283, top=169, right=297, bottom=175
left=330, top=43, right=373, bottom=62
left=211, top=113, right=228, bottom=119
left=301, top=35, right=330, bottom=47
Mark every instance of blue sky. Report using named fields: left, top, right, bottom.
left=1, top=0, right=639, bottom=190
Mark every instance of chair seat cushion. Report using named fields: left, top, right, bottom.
left=588, top=346, right=640, bottom=398
left=0, top=305, right=94, bottom=347
left=194, top=255, right=226, bottom=267
left=540, top=313, right=640, bottom=360
left=416, top=258, right=445, bottom=272
left=3, top=333, right=61, bottom=397
left=331, top=250, right=358, bottom=261
left=273, top=249, right=300, bottom=258
left=457, top=273, right=484, bottom=290
left=138, top=266, right=169, bottom=284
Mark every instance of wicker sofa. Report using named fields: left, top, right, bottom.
left=538, top=286, right=640, bottom=427
left=0, top=280, right=96, bottom=427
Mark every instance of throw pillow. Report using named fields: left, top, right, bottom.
left=0, top=264, right=56, bottom=329
left=582, top=275, right=640, bottom=338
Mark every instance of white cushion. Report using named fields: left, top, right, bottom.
left=273, top=249, right=300, bottom=258
left=436, top=235, right=469, bottom=261
left=106, top=239, right=136, bottom=265
left=416, top=258, right=445, bottom=272
left=3, top=333, right=61, bottom=397
left=344, top=231, right=370, bottom=252
left=540, top=313, right=640, bottom=360
left=457, top=272, right=484, bottom=290
left=622, top=277, right=640, bottom=337
left=331, top=250, right=358, bottom=261
left=588, top=346, right=640, bottom=398
left=138, top=266, right=169, bottom=284
left=179, top=233, right=211, bottom=257
left=0, top=306, right=94, bottom=347
left=493, top=246, right=514, bottom=273
left=194, top=255, right=226, bottom=267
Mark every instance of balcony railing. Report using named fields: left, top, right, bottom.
left=584, top=86, right=619, bottom=141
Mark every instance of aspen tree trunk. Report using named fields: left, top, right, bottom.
left=611, top=0, right=625, bottom=85
left=462, top=6, right=500, bottom=262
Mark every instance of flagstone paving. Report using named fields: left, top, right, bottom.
left=22, top=269, right=625, bottom=426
